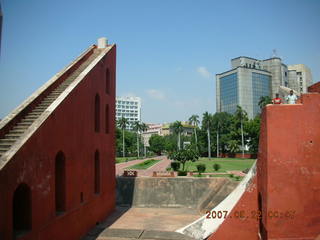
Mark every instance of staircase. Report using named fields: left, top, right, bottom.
left=0, top=49, right=102, bottom=159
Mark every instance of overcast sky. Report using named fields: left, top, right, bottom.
left=1, top=0, right=319, bottom=123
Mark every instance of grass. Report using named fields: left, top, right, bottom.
left=193, top=174, right=244, bottom=181
left=126, top=159, right=160, bottom=170
left=181, top=157, right=255, bottom=173
left=116, top=157, right=139, bottom=163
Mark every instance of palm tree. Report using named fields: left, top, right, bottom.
left=170, top=121, right=183, bottom=150
left=132, top=121, right=142, bottom=158
left=235, top=106, right=247, bottom=158
left=202, top=112, right=212, bottom=159
left=215, top=115, right=222, bottom=158
left=117, top=117, right=129, bottom=158
left=140, top=123, right=149, bottom=157
left=188, top=115, right=200, bottom=150
left=258, top=96, right=272, bottom=110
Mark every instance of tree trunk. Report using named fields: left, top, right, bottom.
left=178, top=133, right=181, bottom=150
left=137, top=132, right=140, bottom=158
left=122, top=128, right=125, bottom=158
left=216, top=130, right=219, bottom=158
left=207, top=128, right=211, bottom=159
left=241, top=120, right=244, bottom=158
left=194, top=128, right=198, bottom=150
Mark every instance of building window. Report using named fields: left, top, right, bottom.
left=55, top=151, right=66, bottom=214
left=105, top=104, right=109, bottom=134
left=106, top=69, right=110, bottom=94
left=252, top=73, right=271, bottom=116
left=13, top=183, right=32, bottom=236
left=220, top=73, right=238, bottom=114
left=95, top=94, right=100, bottom=132
left=94, top=150, right=100, bottom=194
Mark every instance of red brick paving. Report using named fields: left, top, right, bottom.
left=116, top=156, right=171, bottom=177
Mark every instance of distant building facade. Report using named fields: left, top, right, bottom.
left=216, top=56, right=313, bottom=118
left=288, top=64, right=313, bottom=93
left=116, top=96, right=141, bottom=130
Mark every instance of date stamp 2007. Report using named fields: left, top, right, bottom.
left=205, top=210, right=296, bottom=220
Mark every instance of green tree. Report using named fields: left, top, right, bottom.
left=149, top=134, right=165, bottom=155
left=258, top=96, right=272, bottom=110
left=170, top=121, right=183, bottom=150
left=234, top=106, right=248, bottom=158
left=188, top=114, right=200, bottom=150
left=170, top=147, right=199, bottom=171
left=245, top=115, right=261, bottom=153
left=117, top=117, right=129, bottom=157
left=202, top=112, right=213, bottom=159
left=132, top=121, right=146, bottom=158
left=140, top=122, right=149, bottom=157
left=227, top=140, right=239, bottom=154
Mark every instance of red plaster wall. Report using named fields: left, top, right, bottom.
left=308, top=81, right=320, bottom=93
left=208, top=176, right=259, bottom=240
left=0, top=45, right=116, bottom=240
left=258, top=93, right=320, bottom=239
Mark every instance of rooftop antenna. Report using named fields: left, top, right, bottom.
left=272, top=49, right=278, bottom=58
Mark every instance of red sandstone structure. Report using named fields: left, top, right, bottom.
left=0, top=38, right=116, bottom=240
left=178, top=82, right=320, bottom=240
left=209, top=86, right=320, bottom=239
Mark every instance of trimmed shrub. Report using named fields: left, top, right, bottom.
left=196, top=164, right=206, bottom=175
left=229, top=173, right=234, bottom=178
left=177, top=170, right=187, bottom=176
left=242, top=168, right=250, bottom=174
left=171, top=161, right=181, bottom=171
left=213, top=163, right=221, bottom=171
left=235, top=176, right=241, bottom=181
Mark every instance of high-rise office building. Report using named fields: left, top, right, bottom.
left=216, top=56, right=312, bottom=118
left=288, top=64, right=313, bottom=93
left=115, top=96, right=141, bottom=130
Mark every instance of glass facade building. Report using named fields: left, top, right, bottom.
left=220, top=73, right=238, bottom=114
left=252, top=73, right=271, bottom=117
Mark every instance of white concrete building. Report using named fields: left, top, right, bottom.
left=288, top=64, right=313, bottom=94
left=116, top=96, right=141, bottom=130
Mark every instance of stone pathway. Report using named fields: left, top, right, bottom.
left=82, top=207, right=198, bottom=240
left=116, top=156, right=171, bottom=177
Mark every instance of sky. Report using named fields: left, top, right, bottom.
left=0, top=0, right=319, bottom=123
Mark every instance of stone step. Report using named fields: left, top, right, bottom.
left=16, top=122, right=32, bottom=127
left=0, top=138, right=16, bottom=144
left=5, top=134, right=22, bottom=139
left=0, top=142, right=12, bottom=148
left=24, top=116, right=39, bottom=120
left=12, top=125, right=29, bottom=130
left=9, top=129, right=25, bottom=134
left=20, top=119, right=34, bottom=123
left=0, top=147, right=9, bottom=152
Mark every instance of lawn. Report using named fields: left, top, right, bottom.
left=181, top=157, right=255, bottom=173
left=116, top=157, right=139, bottom=163
left=126, top=159, right=160, bottom=170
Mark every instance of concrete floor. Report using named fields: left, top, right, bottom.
left=102, top=207, right=201, bottom=231
left=83, top=207, right=201, bottom=240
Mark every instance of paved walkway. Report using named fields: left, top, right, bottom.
left=82, top=207, right=199, bottom=240
left=116, top=156, right=171, bottom=177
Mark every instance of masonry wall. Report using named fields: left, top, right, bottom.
left=0, top=45, right=116, bottom=240
left=208, top=92, right=320, bottom=240
left=308, top=81, right=320, bottom=93
left=258, top=93, right=320, bottom=239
